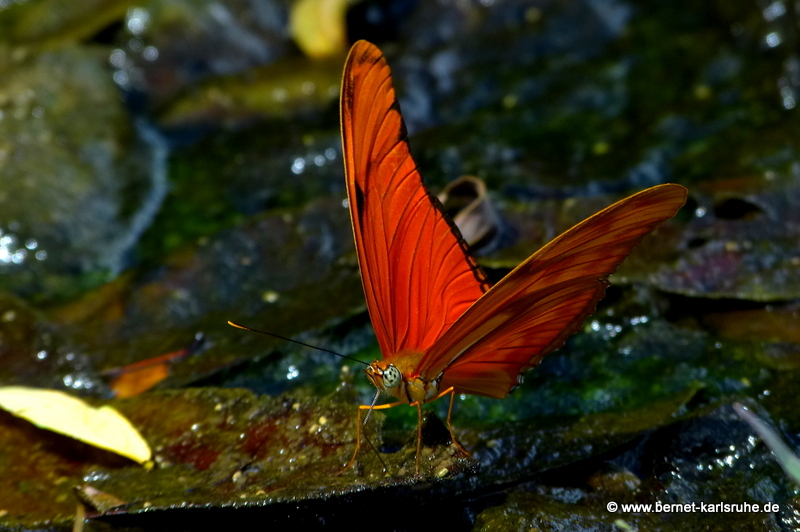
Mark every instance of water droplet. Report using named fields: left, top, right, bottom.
left=109, top=49, right=127, bottom=68
left=272, top=88, right=288, bottom=102
left=291, top=158, right=305, bottom=174
left=143, top=46, right=159, bottom=61
left=763, top=1, right=786, bottom=21
left=262, top=291, right=279, bottom=303
left=126, top=7, right=151, bottom=35
left=113, top=71, right=130, bottom=86
left=765, top=32, right=781, bottom=47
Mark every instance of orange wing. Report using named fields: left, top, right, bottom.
left=420, top=184, right=687, bottom=399
left=341, top=40, right=489, bottom=356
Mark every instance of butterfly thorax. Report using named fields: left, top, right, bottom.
left=365, top=350, right=441, bottom=405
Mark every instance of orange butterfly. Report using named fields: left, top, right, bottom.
left=340, top=40, right=687, bottom=476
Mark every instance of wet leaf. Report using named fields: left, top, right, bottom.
left=1, top=0, right=800, bottom=530
left=0, top=386, right=151, bottom=464
left=0, top=0, right=134, bottom=47
left=637, top=178, right=800, bottom=301
left=157, top=57, right=343, bottom=128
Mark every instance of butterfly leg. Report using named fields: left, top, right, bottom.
left=411, top=395, right=469, bottom=476
left=444, top=387, right=471, bottom=457
left=426, top=386, right=471, bottom=457
left=338, top=401, right=403, bottom=475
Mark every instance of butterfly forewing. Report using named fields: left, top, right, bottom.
left=420, top=184, right=687, bottom=398
left=341, top=41, right=489, bottom=356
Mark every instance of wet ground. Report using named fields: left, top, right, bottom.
left=0, top=0, right=799, bottom=530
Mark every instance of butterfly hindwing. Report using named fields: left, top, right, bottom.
left=341, top=41, right=489, bottom=357
left=420, top=184, right=688, bottom=398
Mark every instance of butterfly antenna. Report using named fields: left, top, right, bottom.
left=230, top=320, right=387, bottom=472
left=362, top=427, right=388, bottom=473
left=363, top=389, right=381, bottom=426
left=227, top=321, right=369, bottom=367
left=360, top=390, right=388, bottom=472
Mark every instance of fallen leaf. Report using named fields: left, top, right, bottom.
left=110, top=364, right=170, bottom=399
left=0, top=386, right=151, bottom=464
left=289, top=0, right=348, bottom=58
left=105, top=333, right=205, bottom=398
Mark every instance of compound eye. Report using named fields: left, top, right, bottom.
left=383, top=365, right=402, bottom=388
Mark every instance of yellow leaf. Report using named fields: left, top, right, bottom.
left=290, top=0, right=349, bottom=59
left=0, top=386, right=152, bottom=464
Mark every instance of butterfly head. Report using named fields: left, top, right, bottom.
left=365, top=362, right=402, bottom=391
